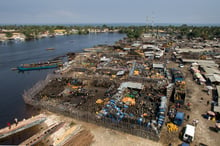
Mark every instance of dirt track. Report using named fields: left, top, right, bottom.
left=43, top=112, right=162, bottom=146
left=63, top=129, right=94, bottom=146
left=159, top=62, right=220, bottom=146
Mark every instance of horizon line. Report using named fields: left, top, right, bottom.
left=0, top=22, right=220, bottom=26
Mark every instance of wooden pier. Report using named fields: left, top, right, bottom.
left=0, top=114, right=47, bottom=140
left=19, top=122, right=65, bottom=146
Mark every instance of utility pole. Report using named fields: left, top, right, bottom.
left=146, top=16, right=149, bottom=33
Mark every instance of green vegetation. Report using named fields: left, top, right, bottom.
left=120, top=27, right=143, bottom=39
left=69, top=121, right=75, bottom=127
left=156, top=24, right=220, bottom=40
left=0, top=24, right=220, bottom=41
left=5, top=32, right=13, bottom=38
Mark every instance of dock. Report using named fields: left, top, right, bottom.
left=54, top=125, right=82, bottom=146
left=19, top=122, right=64, bottom=146
left=0, top=114, right=47, bottom=140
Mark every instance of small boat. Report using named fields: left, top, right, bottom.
left=17, top=61, right=62, bottom=71
left=46, top=48, right=55, bottom=50
left=83, top=47, right=103, bottom=52
left=11, top=67, right=18, bottom=71
left=0, top=114, right=47, bottom=140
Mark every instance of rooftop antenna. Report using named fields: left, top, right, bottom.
left=151, top=11, right=155, bottom=33
left=146, top=16, right=149, bottom=33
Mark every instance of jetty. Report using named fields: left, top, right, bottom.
left=0, top=114, right=47, bottom=140
left=19, top=122, right=64, bottom=146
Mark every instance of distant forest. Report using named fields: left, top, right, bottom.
left=0, top=24, right=220, bottom=40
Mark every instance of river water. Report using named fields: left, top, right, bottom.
left=0, top=32, right=125, bottom=128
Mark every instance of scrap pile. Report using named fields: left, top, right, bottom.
left=96, top=81, right=168, bottom=132
left=96, top=57, right=128, bottom=77
left=174, top=81, right=186, bottom=104
left=166, top=122, right=178, bottom=133
left=36, top=78, right=92, bottom=107
left=130, top=62, right=165, bottom=79
left=171, top=68, right=186, bottom=104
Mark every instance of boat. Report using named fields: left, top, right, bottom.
left=17, top=61, right=62, bottom=71
left=0, top=114, right=47, bottom=140
left=46, top=48, right=55, bottom=50
left=19, top=122, right=65, bottom=146
left=83, top=47, right=104, bottom=52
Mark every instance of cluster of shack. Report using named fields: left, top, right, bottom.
left=23, top=34, right=220, bottom=142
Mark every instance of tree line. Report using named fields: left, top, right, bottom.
left=0, top=24, right=220, bottom=40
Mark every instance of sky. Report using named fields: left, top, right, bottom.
left=0, top=0, right=220, bottom=25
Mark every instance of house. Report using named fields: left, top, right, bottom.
left=54, top=29, right=66, bottom=35
left=0, top=33, right=7, bottom=40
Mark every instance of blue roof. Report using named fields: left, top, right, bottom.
left=181, top=142, right=190, bottom=146
left=175, top=112, right=185, bottom=119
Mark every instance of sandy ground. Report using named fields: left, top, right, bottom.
left=159, top=61, right=220, bottom=146
left=182, top=65, right=219, bottom=146
left=80, top=121, right=162, bottom=146
left=39, top=112, right=162, bottom=146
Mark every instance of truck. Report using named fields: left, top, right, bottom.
left=174, top=112, right=185, bottom=126
left=183, top=124, right=195, bottom=143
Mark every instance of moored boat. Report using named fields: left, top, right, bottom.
left=46, top=48, right=55, bottom=50
left=17, top=61, right=62, bottom=71
left=83, top=47, right=103, bottom=52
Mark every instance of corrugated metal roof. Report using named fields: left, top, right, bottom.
left=214, top=106, right=220, bottom=113
left=199, top=62, right=219, bottom=68
left=153, top=63, right=164, bottom=69
left=206, top=67, right=220, bottom=75
left=118, top=82, right=144, bottom=91
left=181, top=59, right=216, bottom=64
left=216, top=86, right=220, bottom=97
left=205, top=75, right=216, bottom=82
left=213, top=74, right=220, bottom=82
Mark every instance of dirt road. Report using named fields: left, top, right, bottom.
left=160, top=62, right=219, bottom=146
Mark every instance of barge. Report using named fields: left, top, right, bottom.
left=17, top=61, right=62, bottom=71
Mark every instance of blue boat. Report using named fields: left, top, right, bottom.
left=17, top=61, right=62, bottom=71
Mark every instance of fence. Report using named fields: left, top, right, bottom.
left=23, top=74, right=161, bottom=141
left=36, top=101, right=160, bottom=141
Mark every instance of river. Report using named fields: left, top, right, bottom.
left=0, top=32, right=125, bottom=128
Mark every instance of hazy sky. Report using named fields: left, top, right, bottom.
left=0, top=0, right=219, bottom=24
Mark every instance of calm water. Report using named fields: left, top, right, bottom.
left=0, top=32, right=125, bottom=128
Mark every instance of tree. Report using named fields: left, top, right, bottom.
left=5, top=32, right=13, bottom=38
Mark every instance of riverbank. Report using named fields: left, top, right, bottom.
left=0, top=32, right=125, bottom=129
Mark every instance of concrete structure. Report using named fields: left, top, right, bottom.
left=118, top=82, right=144, bottom=91
left=181, top=59, right=216, bottom=64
